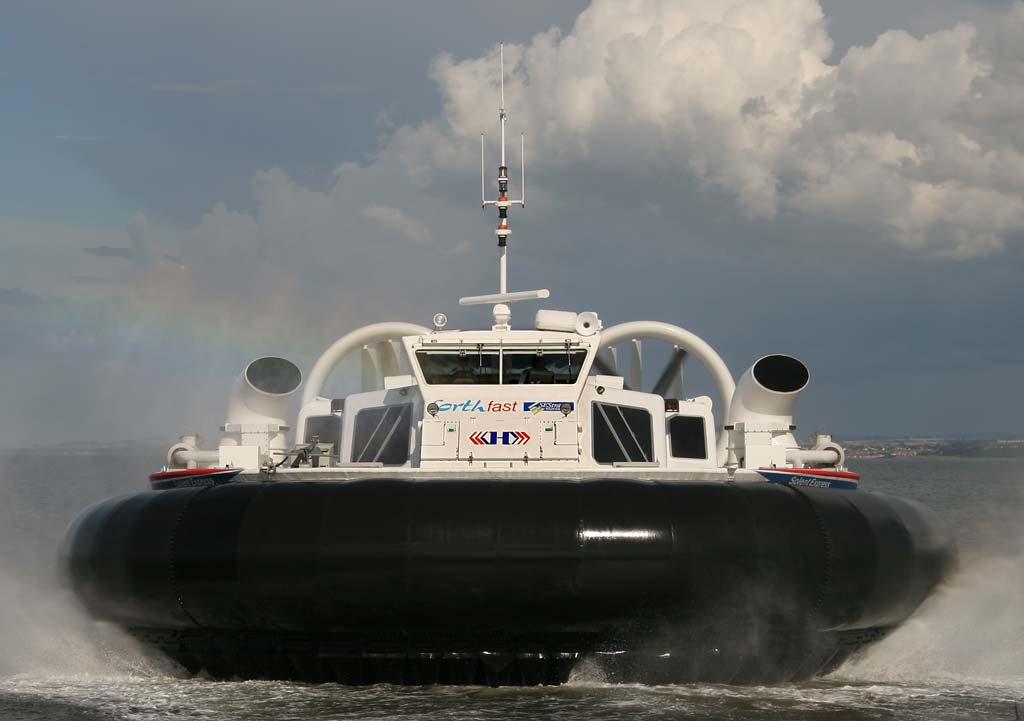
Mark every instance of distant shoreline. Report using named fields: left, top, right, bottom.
left=853, top=454, right=1017, bottom=462
left=844, top=437, right=1024, bottom=460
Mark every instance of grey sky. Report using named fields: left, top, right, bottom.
left=1, top=0, right=1022, bottom=448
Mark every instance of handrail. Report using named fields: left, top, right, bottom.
left=301, top=322, right=431, bottom=406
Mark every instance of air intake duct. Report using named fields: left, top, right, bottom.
left=226, top=356, right=303, bottom=426
left=728, top=354, right=809, bottom=428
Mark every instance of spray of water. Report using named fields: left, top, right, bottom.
left=839, top=463, right=1024, bottom=690
left=0, top=570, right=144, bottom=678
left=838, top=554, right=1024, bottom=688
left=0, top=447, right=171, bottom=680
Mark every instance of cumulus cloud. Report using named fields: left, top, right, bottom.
left=363, top=206, right=434, bottom=244
left=422, top=0, right=1024, bottom=257
left=115, top=0, right=1016, bottom=265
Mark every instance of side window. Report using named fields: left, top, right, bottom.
left=669, top=415, right=707, bottom=459
left=592, top=402, right=653, bottom=464
left=352, top=404, right=412, bottom=465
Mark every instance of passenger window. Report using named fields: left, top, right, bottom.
left=592, top=402, right=653, bottom=464
left=352, top=404, right=412, bottom=465
left=669, top=415, right=707, bottom=459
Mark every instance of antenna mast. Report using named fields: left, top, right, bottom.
left=461, top=42, right=546, bottom=322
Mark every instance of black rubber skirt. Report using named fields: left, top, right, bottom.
left=61, top=479, right=956, bottom=685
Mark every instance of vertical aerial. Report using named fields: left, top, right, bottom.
left=462, top=43, right=547, bottom=321
left=481, top=42, right=525, bottom=295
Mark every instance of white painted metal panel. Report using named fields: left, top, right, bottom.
left=540, top=418, right=580, bottom=460
left=219, top=445, right=260, bottom=470
left=554, top=419, right=579, bottom=446
left=421, top=420, right=446, bottom=446
left=420, top=421, right=460, bottom=460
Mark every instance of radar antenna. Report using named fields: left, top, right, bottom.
left=460, top=42, right=548, bottom=324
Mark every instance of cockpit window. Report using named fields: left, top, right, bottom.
left=416, top=350, right=500, bottom=385
left=416, top=347, right=589, bottom=385
left=502, top=350, right=587, bottom=385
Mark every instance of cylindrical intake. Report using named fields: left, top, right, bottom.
left=728, top=354, right=810, bottom=428
left=226, top=356, right=302, bottom=427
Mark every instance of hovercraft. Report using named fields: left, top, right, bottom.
left=61, top=47, right=956, bottom=686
